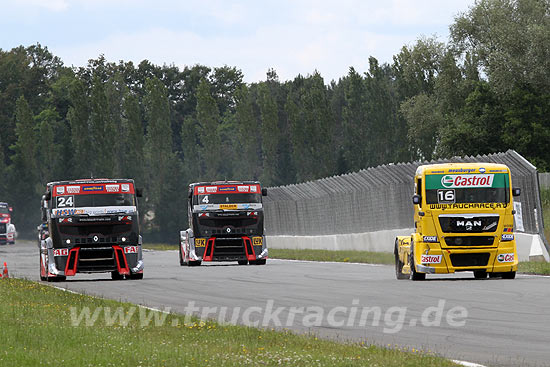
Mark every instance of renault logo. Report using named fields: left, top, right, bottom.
left=93, top=235, right=99, bottom=242
left=226, top=227, right=231, bottom=233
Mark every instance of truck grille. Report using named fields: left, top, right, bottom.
left=77, top=247, right=116, bottom=271
left=439, top=216, right=499, bottom=233
left=450, top=253, right=490, bottom=267
left=444, top=236, right=495, bottom=246
left=0, top=223, right=6, bottom=233
left=74, top=237, right=119, bottom=245
left=213, top=238, right=246, bottom=260
left=199, top=218, right=257, bottom=228
left=59, top=224, right=132, bottom=236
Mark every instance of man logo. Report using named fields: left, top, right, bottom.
left=441, top=175, right=454, bottom=188
left=456, top=220, right=482, bottom=231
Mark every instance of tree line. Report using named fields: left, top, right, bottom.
left=1, top=0, right=548, bottom=240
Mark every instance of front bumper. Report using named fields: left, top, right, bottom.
left=191, top=235, right=267, bottom=262
left=414, top=241, right=518, bottom=274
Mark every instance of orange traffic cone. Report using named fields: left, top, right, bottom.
left=2, top=262, right=8, bottom=278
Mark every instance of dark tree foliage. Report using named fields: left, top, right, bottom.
left=1, top=2, right=549, bottom=240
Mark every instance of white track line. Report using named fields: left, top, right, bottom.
left=452, top=360, right=487, bottom=367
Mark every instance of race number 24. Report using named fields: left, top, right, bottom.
left=56, top=195, right=75, bottom=208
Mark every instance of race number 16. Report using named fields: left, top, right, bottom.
left=437, top=189, right=455, bottom=203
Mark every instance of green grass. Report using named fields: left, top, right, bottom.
left=0, top=278, right=457, bottom=367
left=269, top=248, right=394, bottom=265
left=518, top=261, right=550, bottom=275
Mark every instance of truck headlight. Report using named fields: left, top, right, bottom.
left=423, top=236, right=438, bottom=243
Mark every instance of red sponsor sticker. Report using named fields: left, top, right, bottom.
left=54, top=249, right=69, bottom=256
left=124, top=246, right=138, bottom=254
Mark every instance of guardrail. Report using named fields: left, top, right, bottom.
left=264, top=150, right=548, bottom=256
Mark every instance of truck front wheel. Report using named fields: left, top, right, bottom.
left=179, top=245, right=185, bottom=266
left=502, top=271, right=516, bottom=279
left=474, top=270, right=487, bottom=279
left=410, top=245, right=426, bottom=281
left=394, top=241, right=408, bottom=280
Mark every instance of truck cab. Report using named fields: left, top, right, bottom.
left=0, top=202, right=15, bottom=245
left=179, top=181, right=268, bottom=266
left=395, top=163, right=520, bottom=280
left=39, top=179, right=144, bottom=281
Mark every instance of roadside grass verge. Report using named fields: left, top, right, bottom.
left=518, top=261, right=550, bottom=275
left=0, top=278, right=457, bottom=367
left=269, top=248, right=394, bottom=265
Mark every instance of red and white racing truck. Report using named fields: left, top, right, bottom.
left=38, top=179, right=144, bottom=281
left=180, top=181, right=268, bottom=266
left=0, top=202, right=15, bottom=245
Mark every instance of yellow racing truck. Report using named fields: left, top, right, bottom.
left=395, top=163, right=521, bottom=280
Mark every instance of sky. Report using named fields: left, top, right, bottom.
left=0, top=0, right=475, bottom=83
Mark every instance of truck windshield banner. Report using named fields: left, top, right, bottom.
left=53, top=183, right=135, bottom=196
left=194, top=184, right=261, bottom=195
left=51, top=205, right=137, bottom=218
left=425, top=173, right=509, bottom=190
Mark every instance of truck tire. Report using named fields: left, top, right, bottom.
left=111, top=271, right=124, bottom=280
left=394, top=241, right=408, bottom=280
left=188, top=260, right=201, bottom=267
left=474, top=270, right=487, bottom=279
left=238, top=260, right=248, bottom=265
left=129, top=273, right=144, bottom=280
left=502, top=271, right=516, bottom=279
left=251, top=259, right=266, bottom=265
left=40, top=256, right=47, bottom=281
left=47, top=275, right=66, bottom=282
left=410, top=245, right=426, bottom=281
left=179, top=246, right=185, bottom=266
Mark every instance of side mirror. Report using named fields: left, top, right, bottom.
left=262, top=188, right=268, bottom=196
left=45, top=192, right=51, bottom=201
left=412, top=195, right=421, bottom=205
left=8, top=207, right=12, bottom=212
left=188, top=189, right=193, bottom=199
left=136, top=188, right=143, bottom=198
left=512, top=188, right=521, bottom=197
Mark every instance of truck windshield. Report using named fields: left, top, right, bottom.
left=194, top=193, right=261, bottom=205
left=425, top=173, right=510, bottom=204
left=0, top=207, right=9, bottom=214
left=55, top=194, right=135, bottom=208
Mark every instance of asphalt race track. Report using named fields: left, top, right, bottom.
left=3, top=241, right=550, bottom=367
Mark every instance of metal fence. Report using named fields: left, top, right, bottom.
left=264, top=150, right=546, bottom=243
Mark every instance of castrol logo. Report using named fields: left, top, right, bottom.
left=497, top=253, right=515, bottom=263
left=421, top=254, right=442, bottom=264
left=441, top=174, right=494, bottom=188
